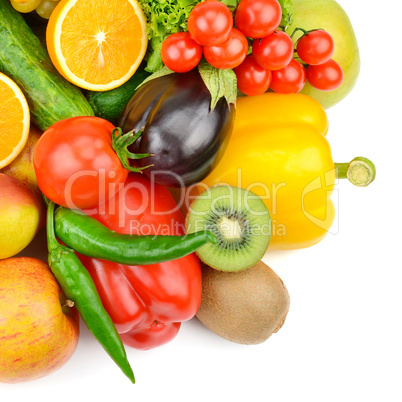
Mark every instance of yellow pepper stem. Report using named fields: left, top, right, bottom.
left=335, top=157, right=376, bottom=187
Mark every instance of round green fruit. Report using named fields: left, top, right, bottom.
left=287, top=0, right=360, bottom=109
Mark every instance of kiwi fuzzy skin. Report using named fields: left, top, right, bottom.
left=196, top=261, right=290, bottom=345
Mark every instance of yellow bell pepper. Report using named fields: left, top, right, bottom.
left=202, top=93, right=375, bottom=250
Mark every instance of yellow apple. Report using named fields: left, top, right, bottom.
left=0, top=174, right=45, bottom=259
left=286, top=0, right=360, bottom=109
left=0, top=257, right=79, bottom=383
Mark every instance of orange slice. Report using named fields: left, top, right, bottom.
left=0, top=72, right=30, bottom=169
left=46, top=0, right=148, bottom=91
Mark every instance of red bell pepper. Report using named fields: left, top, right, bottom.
left=78, top=173, right=202, bottom=350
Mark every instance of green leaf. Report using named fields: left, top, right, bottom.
left=135, top=66, right=175, bottom=91
left=278, top=0, right=293, bottom=27
left=220, top=0, right=240, bottom=12
left=198, top=61, right=237, bottom=111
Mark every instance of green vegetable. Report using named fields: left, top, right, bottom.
left=278, top=0, right=293, bottom=27
left=0, top=0, right=94, bottom=131
left=46, top=201, right=135, bottom=383
left=85, top=66, right=151, bottom=125
left=53, top=205, right=217, bottom=265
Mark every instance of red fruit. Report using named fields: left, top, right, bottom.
left=161, top=32, right=203, bottom=73
left=306, top=59, right=343, bottom=91
left=296, top=30, right=334, bottom=65
left=235, top=0, right=282, bottom=39
left=203, top=28, right=248, bottom=69
left=270, top=59, right=306, bottom=94
left=187, top=0, right=233, bottom=46
left=234, top=55, right=272, bottom=96
left=252, top=31, right=294, bottom=70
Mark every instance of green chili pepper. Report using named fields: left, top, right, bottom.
left=53, top=206, right=216, bottom=265
left=46, top=201, right=135, bottom=383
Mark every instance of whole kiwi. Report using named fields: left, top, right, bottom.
left=196, top=260, right=290, bottom=345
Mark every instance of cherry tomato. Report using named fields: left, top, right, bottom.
left=270, top=59, right=306, bottom=94
left=203, top=28, right=248, bottom=69
left=233, top=55, right=272, bottom=96
left=234, top=0, right=282, bottom=39
left=33, top=116, right=128, bottom=210
left=161, top=32, right=203, bottom=73
left=296, top=30, right=335, bottom=66
left=306, top=59, right=343, bottom=91
left=252, top=30, right=294, bottom=70
left=80, top=173, right=202, bottom=351
left=187, top=0, right=233, bottom=46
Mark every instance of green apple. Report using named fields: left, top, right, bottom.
left=286, top=0, right=360, bottom=109
left=0, top=257, right=79, bottom=383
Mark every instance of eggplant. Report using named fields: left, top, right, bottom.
left=119, top=70, right=235, bottom=188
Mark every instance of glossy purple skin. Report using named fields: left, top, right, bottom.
left=119, top=71, right=235, bottom=188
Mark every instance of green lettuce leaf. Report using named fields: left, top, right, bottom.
left=278, top=0, right=293, bottom=27
left=138, top=0, right=203, bottom=72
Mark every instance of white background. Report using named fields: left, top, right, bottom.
left=2, top=1, right=401, bottom=401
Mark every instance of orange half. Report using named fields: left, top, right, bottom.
left=46, top=0, right=148, bottom=91
left=0, top=72, right=30, bottom=169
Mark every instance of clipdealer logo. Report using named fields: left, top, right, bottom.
left=62, top=167, right=340, bottom=236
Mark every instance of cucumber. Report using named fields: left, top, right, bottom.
left=0, top=0, right=94, bottom=131
left=85, top=67, right=150, bottom=126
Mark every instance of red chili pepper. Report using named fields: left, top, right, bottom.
left=78, top=173, right=202, bottom=350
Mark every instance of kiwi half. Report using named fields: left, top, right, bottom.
left=186, top=185, right=271, bottom=271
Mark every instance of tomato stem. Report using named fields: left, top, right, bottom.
left=279, top=13, right=293, bottom=32
left=112, top=127, right=153, bottom=173
left=335, top=157, right=376, bottom=187
left=290, top=27, right=309, bottom=39
left=290, top=27, right=325, bottom=40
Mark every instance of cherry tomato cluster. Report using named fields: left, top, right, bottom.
left=161, top=0, right=246, bottom=72
left=296, top=29, right=344, bottom=91
left=160, top=0, right=343, bottom=96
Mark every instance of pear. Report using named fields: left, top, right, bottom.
left=286, top=0, right=360, bottom=109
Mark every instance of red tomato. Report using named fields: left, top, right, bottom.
left=161, top=32, right=203, bottom=73
left=233, top=55, right=272, bottom=96
left=270, top=59, right=306, bottom=94
left=306, top=59, right=343, bottom=91
left=33, top=116, right=128, bottom=210
left=187, top=0, right=233, bottom=46
left=80, top=173, right=202, bottom=351
left=252, top=31, right=294, bottom=70
left=296, top=30, right=334, bottom=65
left=203, top=28, right=248, bottom=69
left=234, top=0, right=282, bottom=39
